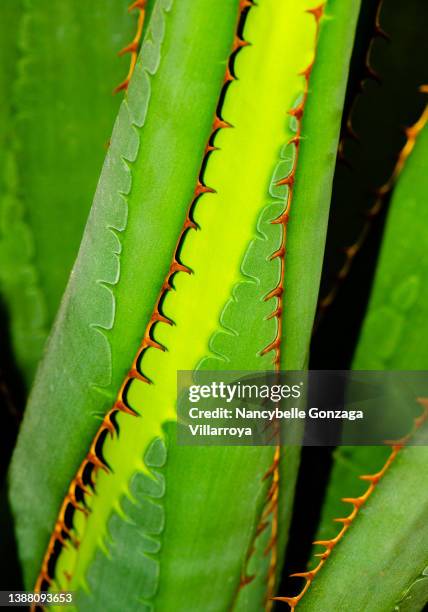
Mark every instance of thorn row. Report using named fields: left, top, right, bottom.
left=273, top=398, right=428, bottom=610
left=114, top=0, right=147, bottom=94
left=315, top=1, right=427, bottom=323
left=260, top=2, right=324, bottom=372
left=255, top=7, right=326, bottom=609
left=317, top=97, right=428, bottom=316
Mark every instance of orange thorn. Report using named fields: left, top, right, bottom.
left=195, top=181, right=216, bottom=197
left=289, top=105, right=304, bottom=120
left=240, top=573, right=256, bottom=587
left=299, top=62, right=314, bottom=79
left=113, top=79, right=130, bottom=94
left=255, top=521, right=269, bottom=537
left=205, top=143, right=218, bottom=154
left=75, top=475, right=92, bottom=495
left=114, top=399, right=138, bottom=416
left=128, top=367, right=150, bottom=383
left=272, top=211, right=290, bottom=225
left=101, top=415, right=116, bottom=437
left=277, top=174, right=295, bottom=187
left=334, top=516, right=352, bottom=525
left=264, top=533, right=278, bottom=555
left=170, top=260, right=192, bottom=275
left=290, top=570, right=314, bottom=580
left=264, top=285, right=283, bottom=301
left=263, top=457, right=280, bottom=479
left=267, top=305, right=282, bottom=320
left=313, top=539, right=334, bottom=548
left=270, top=245, right=286, bottom=260
left=307, top=3, right=325, bottom=22
left=118, top=41, right=139, bottom=56
left=213, top=116, right=233, bottom=131
left=129, top=0, right=147, bottom=10
left=260, top=339, right=280, bottom=356
left=87, top=451, right=109, bottom=474
left=53, top=527, right=68, bottom=547
left=233, top=36, right=249, bottom=52
left=360, top=471, right=381, bottom=484
left=39, top=572, right=52, bottom=586
left=314, top=550, right=331, bottom=559
left=184, top=217, right=198, bottom=230
left=144, top=336, right=166, bottom=351
left=152, top=311, right=174, bottom=326
left=223, top=65, right=236, bottom=84
left=272, top=596, right=299, bottom=605
left=66, top=491, right=89, bottom=515
left=289, top=135, right=301, bottom=146
left=342, top=496, right=365, bottom=508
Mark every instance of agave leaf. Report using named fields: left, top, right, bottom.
left=293, top=120, right=428, bottom=610
left=280, top=0, right=363, bottom=372
left=10, top=0, right=360, bottom=606
left=308, top=0, right=428, bottom=582
left=312, top=93, right=428, bottom=549
left=352, top=120, right=428, bottom=370
left=299, top=431, right=428, bottom=611
left=10, top=0, right=241, bottom=588
left=316, top=0, right=428, bottom=331
left=0, top=0, right=135, bottom=386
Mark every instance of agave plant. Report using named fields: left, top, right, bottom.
left=1, top=0, right=427, bottom=610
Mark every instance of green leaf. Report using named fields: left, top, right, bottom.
left=10, top=0, right=241, bottom=588
left=10, top=0, right=360, bottom=607
left=282, top=0, right=363, bottom=371
left=317, top=0, right=428, bottom=316
left=353, top=121, right=428, bottom=370
left=300, top=433, right=428, bottom=611
left=0, top=0, right=135, bottom=385
left=297, top=119, right=428, bottom=610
